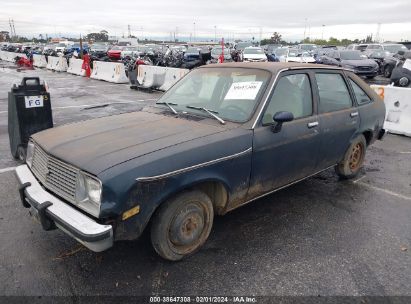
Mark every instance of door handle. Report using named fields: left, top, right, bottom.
left=307, top=121, right=319, bottom=128
left=350, top=112, right=359, bottom=117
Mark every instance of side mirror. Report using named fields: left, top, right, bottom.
left=271, top=111, right=294, bottom=133
left=336, top=57, right=341, bottom=61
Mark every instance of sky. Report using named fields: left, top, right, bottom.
left=0, top=0, right=410, bottom=42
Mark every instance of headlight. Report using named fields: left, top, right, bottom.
left=75, top=171, right=102, bottom=217
left=26, top=140, right=35, bottom=168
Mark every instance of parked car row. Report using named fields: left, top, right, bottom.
left=2, top=41, right=410, bottom=85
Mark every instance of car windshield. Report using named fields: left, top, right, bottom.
left=288, top=49, right=300, bottom=57
left=57, top=43, right=66, bottom=47
left=236, top=42, right=253, bottom=50
left=384, top=44, right=407, bottom=53
left=211, top=48, right=230, bottom=55
left=275, top=48, right=288, bottom=56
left=266, top=44, right=281, bottom=51
left=300, top=44, right=317, bottom=51
left=124, top=47, right=137, bottom=51
left=111, top=46, right=122, bottom=50
left=156, top=68, right=271, bottom=123
left=187, top=48, right=199, bottom=53
left=340, top=51, right=362, bottom=60
left=92, top=45, right=106, bottom=50
left=370, top=50, right=388, bottom=58
left=243, top=48, right=264, bottom=54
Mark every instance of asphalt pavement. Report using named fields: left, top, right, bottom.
left=0, top=61, right=410, bottom=301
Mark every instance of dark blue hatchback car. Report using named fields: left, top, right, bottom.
left=16, top=63, right=385, bottom=260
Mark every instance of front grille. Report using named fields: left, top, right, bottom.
left=358, top=66, right=372, bottom=71
left=246, top=58, right=265, bottom=62
left=31, top=143, right=79, bottom=204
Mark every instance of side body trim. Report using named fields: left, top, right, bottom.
left=136, top=147, right=252, bottom=182
left=225, top=165, right=336, bottom=213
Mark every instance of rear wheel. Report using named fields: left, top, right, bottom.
left=151, top=190, right=214, bottom=261
left=335, top=135, right=367, bottom=179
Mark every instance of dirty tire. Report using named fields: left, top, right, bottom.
left=12, top=145, right=26, bottom=161
left=335, top=135, right=367, bottom=179
left=151, top=190, right=214, bottom=261
left=17, top=146, right=26, bottom=161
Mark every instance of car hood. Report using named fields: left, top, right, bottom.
left=286, top=56, right=316, bottom=63
left=32, top=111, right=226, bottom=175
left=243, top=54, right=266, bottom=59
left=341, top=59, right=377, bottom=66
left=211, top=54, right=232, bottom=59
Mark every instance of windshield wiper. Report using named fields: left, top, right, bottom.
left=155, top=101, right=178, bottom=114
left=186, top=105, right=225, bottom=125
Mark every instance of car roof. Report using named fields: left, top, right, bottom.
left=199, top=62, right=344, bottom=73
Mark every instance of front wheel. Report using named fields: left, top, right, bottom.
left=335, top=135, right=367, bottom=179
left=151, top=190, right=214, bottom=261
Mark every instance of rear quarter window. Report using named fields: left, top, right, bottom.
left=349, top=79, right=372, bottom=105
left=315, top=73, right=353, bottom=113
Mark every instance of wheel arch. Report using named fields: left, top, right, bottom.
left=362, top=130, right=374, bottom=146
left=153, top=177, right=230, bottom=217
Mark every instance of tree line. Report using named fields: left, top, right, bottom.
left=260, top=32, right=378, bottom=46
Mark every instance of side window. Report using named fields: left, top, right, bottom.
left=349, top=79, right=372, bottom=105
left=262, top=74, right=313, bottom=124
left=315, top=73, right=353, bottom=113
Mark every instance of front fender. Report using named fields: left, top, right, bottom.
left=113, top=146, right=252, bottom=241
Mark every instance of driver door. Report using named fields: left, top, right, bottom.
left=248, top=71, right=321, bottom=199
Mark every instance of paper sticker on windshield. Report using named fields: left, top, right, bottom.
left=224, top=81, right=263, bottom=100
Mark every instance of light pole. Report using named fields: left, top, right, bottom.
left=193, top=22, right=196, bottom=42
left=214, top=25, right=217, bottom=42
left=303, top=18, right=307, bottom=40
left=321, top=24, right=325, bottom=40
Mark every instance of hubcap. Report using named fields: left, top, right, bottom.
left=169, top=204, right=205, bottom=246
left=349, top=143, right=363, bottom=171
left=399, top=77, right=409, bottom=87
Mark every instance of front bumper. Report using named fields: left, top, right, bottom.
left=354, top=70, right=378, bottom=77
left=15, top=165, right=113, bottom=252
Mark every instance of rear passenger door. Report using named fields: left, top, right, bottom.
left=314, top=71, right=360, bottom=169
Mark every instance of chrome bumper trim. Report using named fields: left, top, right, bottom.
left=15, top=165, right=113, bottom=252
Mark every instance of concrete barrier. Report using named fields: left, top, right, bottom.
left=90, top=61, right=128, bottom=83
left=67, top=58, right=86, bottom=76
left=136, top=65, right=166, bottom=89
left=136, top=65, right=188, bottom=91
left=32, top=54, right=47, bottom=68
left=159, top=67, right=189, bottom=91
left=0, top=51, right=27, bottom=62
left=46, top=56, right=68, bottom=72
left=371, top=85, right=411, bottom=137
left=46, top=56, right=58, bottom=70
